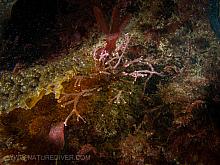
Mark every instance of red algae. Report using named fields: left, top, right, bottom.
left=48, top=122, right=65, bottom=150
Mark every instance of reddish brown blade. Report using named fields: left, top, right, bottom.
left=93, top=6, right=109, bottom=34
left=110, top=6, right=120, bottom=33
left=48, top=122, right=65, bottom=149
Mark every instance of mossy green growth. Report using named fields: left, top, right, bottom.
left=84, top=77, right=144, bottom=139
left=0, top=45, right=95, bottom=114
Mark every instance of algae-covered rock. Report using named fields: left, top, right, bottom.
left=0, top=1, right=220, bottom=164
left=0, top=46, right=94, bottom=114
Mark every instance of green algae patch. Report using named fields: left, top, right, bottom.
left=0, top=46, right=95, bottom=114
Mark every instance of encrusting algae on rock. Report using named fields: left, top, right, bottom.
left=0, top=45, right=95, bottom=114
left=0, top=0, right=220, bottom=164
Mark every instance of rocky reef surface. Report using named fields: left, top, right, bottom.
left=0, top=0, right=220, bottom=165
